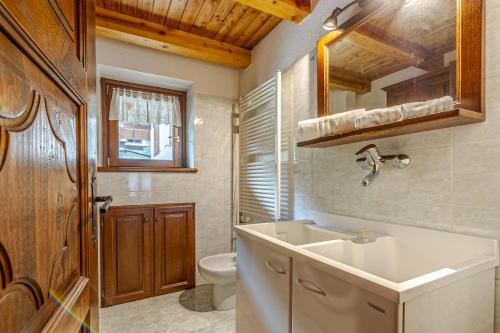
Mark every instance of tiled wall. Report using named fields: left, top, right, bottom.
left=281, top=1, right=500, bottom=329
left=98, top=93, right=234, bottom=284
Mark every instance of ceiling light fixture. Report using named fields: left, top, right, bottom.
left=322, top=0, right=370, bottom=31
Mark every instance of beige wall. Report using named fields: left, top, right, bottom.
left=242, top=0, right=500, bottom=329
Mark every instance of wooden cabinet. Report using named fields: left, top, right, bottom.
left=101, top=203, right=195, bottom=306
left=236, top=237, right=291, bottom=333
left=154, top=205, right=195, bottom=295
left=292, top=260, right=398, bottom=333
left=102, top=207, right=154, bottom=306
left=382, top=66, right=456, bottom=107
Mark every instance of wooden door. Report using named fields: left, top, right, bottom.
left=102, top=207, right=154, bottom=306
left=0, top=1, right=97, bottom=332
left=154, top=204, right=195, bottom=295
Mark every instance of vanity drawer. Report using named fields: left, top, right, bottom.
left=236, top=237, right=291, bottom=333
left=292, top=260, right=398, bottom=333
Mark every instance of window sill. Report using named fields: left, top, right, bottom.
left=97, top=166, right=198, bottom=173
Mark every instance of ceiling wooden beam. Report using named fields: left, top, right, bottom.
left=330, top=72, right=372, bottom=94
left=235, top=0, right=311, bottom=23
left=348, top=29, right=443, bottom=72
left=95, top=7, right=251, bottom=68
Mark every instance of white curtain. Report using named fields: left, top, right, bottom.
left=109, top=88, right=182, bottom=127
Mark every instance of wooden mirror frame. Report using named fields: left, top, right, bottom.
left=301, top=0, right=484, bottom=148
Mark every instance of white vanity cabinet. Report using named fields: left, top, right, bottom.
left=235, top=218, right=497, bottom=333
left=292, top=259, right=399, bottom=333
left=236, top=236, right=291, bottom=333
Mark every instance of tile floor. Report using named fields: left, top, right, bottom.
left=99, top=288, right=235, bottom=333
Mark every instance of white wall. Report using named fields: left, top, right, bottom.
left=240, top=0, right=500, bottom=330
left=97, top=36, right=240, bottom=99
left=96, top=37, right=238, bottom=285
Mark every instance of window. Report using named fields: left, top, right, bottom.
left=100, top=78, right=187, bottom=171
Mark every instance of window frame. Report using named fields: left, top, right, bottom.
left=100, top=78, right=187, bottom=170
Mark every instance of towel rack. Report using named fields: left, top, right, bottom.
left=239, top=72, right=287, bottom=223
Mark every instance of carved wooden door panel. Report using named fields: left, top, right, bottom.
left=0, top=0, right=96, bottom=332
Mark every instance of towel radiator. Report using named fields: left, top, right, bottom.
left=239, top=72, right=285, bottom=223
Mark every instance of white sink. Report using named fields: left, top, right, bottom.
left=235, top=213, right=498, bottom=302
left=302, top=236, right=470, bottom=284
left=239, top=220, right=354, bottom=246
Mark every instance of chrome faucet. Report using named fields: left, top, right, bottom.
left=355, top=144, right=410, bottom=186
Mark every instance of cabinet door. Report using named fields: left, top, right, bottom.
left=236, top=236, right=291, bottom=333
left=153, top=204, right=195, bottom=295
left=292, top=261, right=398, bottom=333
left=102, top=207, right=154, bottom=306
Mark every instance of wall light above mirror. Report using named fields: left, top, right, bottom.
left=299, top=0, right=484, bottom=148
left=322, top=0, right=372, bottom=31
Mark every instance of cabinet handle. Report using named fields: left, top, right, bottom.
left=144, top=217, right=151, bottom=223
left=367, top=302, right=386, bottom=314
left=266, top=261, right=286, bottom=275
left=296, top=278, right=326, bottom=296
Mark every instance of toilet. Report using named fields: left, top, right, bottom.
left=198, top=252, right=237, bottom=310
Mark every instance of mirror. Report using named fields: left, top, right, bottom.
left=303, top=0, right=482, bottom=147
left=327, top=0, right=457, bottom=115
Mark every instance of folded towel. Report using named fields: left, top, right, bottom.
left=298, top=108, right=365, bottom=141
left=355, top=106, right=404, bottom=129
left=298, top=117, right=324, bottom=141
left=323, top=108, right=365, bottom=136
left=402, top=96, right=454, bottom=119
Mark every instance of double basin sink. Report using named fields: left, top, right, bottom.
left=236, top=218, right=498, bottom=302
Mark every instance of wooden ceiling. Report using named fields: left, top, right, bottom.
left=95, top=0, right=311, bottom=68
left=329, top=0, right=457, bottom=93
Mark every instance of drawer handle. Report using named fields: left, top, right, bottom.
left=296, top=278, right=326, bottom=296
left=367, top=302, right=386, bottom=314
left=266, top=261, right=286, bottom=275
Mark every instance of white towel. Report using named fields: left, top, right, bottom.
left=298, top=108, right=365, bottom=141
left=298, top=117, right=324, bottom=141
left=402, top=96, right=454, bottom=119
left=355, top=106, right=404, bottom=129
left=323, top=108, right=365, bottom=136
